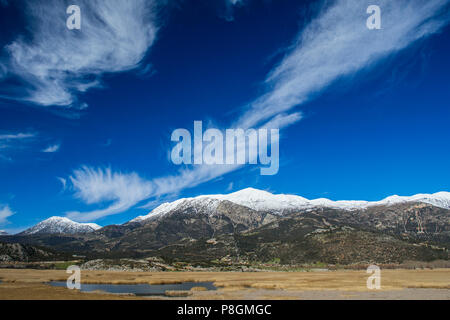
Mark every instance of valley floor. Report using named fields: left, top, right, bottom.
left=0, top=268, right=449, bottom=300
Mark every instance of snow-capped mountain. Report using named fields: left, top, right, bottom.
left=131, top=188, right=450, bottom=223
left=21, top=217, right=102, bottom=235
left=130, top=197, right=223, bottom=223
left=0, top=230, right=8, bottom=236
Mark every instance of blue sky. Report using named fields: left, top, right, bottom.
left=1, top=0, right=450, bottom=232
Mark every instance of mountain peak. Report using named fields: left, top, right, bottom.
left=21, top=216, right=101, bottom=235
left=131, top=188, right=450, bottom=224
left=227, top=188, right=274, bottom=198
left=45, top=216, right=73, bottom=223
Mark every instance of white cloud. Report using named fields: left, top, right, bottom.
left=0, top=132, right=36, bottom=159
left=65, top=164, right=243, bottom=221
left=66, top=166, right=153, bottom=221
left=238, top=0, right=450, bottom=128
left=150, top=164, right=240, bottom=198
left=42, top=144, right=60, bottom=153
left=1, top=0, right=159, bottom=108
left=0, top=132, right=35, bottom=143
left=57, top=177, right=67, bottom=191
left=260, top=112, right=303, bottom=130
left=0, top=204, right=14, bottom=225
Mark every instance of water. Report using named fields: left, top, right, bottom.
left=48, top=281, right=217, bottom=296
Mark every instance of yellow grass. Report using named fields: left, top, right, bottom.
left=0, top=268, right=449, bottom=300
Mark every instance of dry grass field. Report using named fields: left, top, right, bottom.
left=0, top=268, right=449, bottom=300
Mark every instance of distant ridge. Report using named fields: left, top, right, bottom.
left=131, top=187, right=450, bottom=223
left=20, top=217, right=101, bottom=235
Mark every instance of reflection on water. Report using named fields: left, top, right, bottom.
left=48, top=281, right=217, bottom=296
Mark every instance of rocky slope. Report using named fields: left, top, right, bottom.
left=0, top=242, right=61, bottom=262
left=157, top=205, right=449, bottom=265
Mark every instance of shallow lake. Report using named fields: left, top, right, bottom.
left=48, top=281, right=217, bottom=296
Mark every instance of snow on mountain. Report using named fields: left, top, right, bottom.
left=376, top=192, right=450, bottom=209
left=211, top=188, right=313, bottom=212
left=0, top=230, right=8, bottom=236
left=21, top=217, right=102, bottom=235
left=131, top=188, right=450, bottom=223
left=131, top=197, right=222, bottom=223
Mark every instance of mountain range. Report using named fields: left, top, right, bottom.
left=7, top=188, right=450, bottom=235
left=132, top=188, right=450, bottom=221
left=1, top=188, right=449, bottom=265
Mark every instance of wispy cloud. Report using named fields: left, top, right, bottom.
left=238, top=0, right=450, bottom=128
left=0, top=132, right=63, bottom=160
left=0, top=204, right=14, bottom=225
left=57, top=177, right=67, bottom=191
left=42, top=144, right=61, bottom=153
left=0, top=0, right=160, bottom=108
left=65, top=0, right=450, bottom=221
left=66, top=166, right=153, bottom=222
left=0, top=132, right=35, bottom=143
left=0, top=132, right=36, bottom=160
left=64, top=164, right=240, bottom=221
